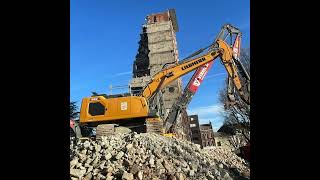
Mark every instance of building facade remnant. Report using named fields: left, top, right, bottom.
left=200, top=122, right=215, bottom=148
left=130, top=9, right=190, bottom=140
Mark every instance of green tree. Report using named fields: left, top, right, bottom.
left=70, top=101, right=79, bottom=119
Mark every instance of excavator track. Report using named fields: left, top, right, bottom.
left=96, top=124, right=116, bottom=140
left=146, top=118, right=164, bottom=134
left=94, top=118, right=164, bottom=138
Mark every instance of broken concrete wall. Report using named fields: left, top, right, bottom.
left=171, top=109, right=191, bottom=141
left=189, top=115, right=203, bottom=147
left=130, top=9, right=181, bottom=107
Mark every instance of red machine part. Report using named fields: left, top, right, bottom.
left=188, top=61, right=214, bottom=93
left=232, top=35, right=241, bottom=59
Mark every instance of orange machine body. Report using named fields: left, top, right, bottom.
left=80, top=96, right=149, bottom=125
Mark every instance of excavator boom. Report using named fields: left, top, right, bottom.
left=142, top=40, right=233, bottom=100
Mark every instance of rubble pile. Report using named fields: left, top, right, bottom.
left=204, top=147, right=250, bottom=177
left=70, top=132, right=250, bottom=180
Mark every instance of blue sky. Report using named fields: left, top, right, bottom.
left=71, top=0, right=250, bottom=131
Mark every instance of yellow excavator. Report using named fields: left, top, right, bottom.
left=77, top=24, right=249, bottom=138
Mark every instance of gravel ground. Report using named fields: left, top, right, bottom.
left=70, top=132, right=250, bottom=180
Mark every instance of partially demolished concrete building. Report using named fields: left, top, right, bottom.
left=130, top=9, right=182, bottom=112
left=130, top=9, right=191, bottom=140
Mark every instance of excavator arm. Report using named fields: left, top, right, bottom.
left=221, top=46, right=249, bottom=104
left=163, top=24, right=246, bottom=133
left=142, top=39, right=235, bottom=101
left=226, top=34, right=250, bottom=105
left=217, top=24, right=250, bottom=105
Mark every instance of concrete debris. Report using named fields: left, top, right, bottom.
left=83, top=140, right=91, bottom=148
left=204, top=147, right=250, bottom=177
left=83, top=173, right=93, bottom=180
left=122, top=171, right=134, bottom=180
left=116, top=151, right=125, bottom=160
left=105, top=153, right=112, bottom=160
left=70, top=133, right=250, bottom=179
left=126, top=144, right=133, bottom=150
left=107, top=174, right=114, bottom=180
left=70, top=168, right=86, bottom=178
left=137, top=170, right=143, bottom=180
